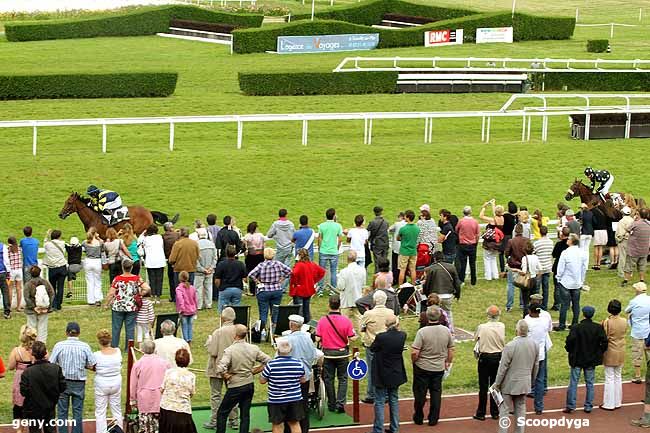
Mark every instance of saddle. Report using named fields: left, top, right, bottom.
left=101, top=206, right=130, bottom=226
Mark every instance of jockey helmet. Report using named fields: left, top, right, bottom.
left=87, top=185, right=100, bottom=195
left=584, top=167, right=594, bottom=177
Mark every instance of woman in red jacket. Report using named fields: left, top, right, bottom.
left=290, top=248, right=326, bottom=323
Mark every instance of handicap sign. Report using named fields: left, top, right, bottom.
left=347, top=357, right=368, bottom=380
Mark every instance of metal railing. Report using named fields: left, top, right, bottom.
left=333, top=56, right=650, bottom=73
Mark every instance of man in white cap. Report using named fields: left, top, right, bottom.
left=284, top=314, right=321, bottom=433
left=195, top=227, right=218, bottom=310
left=625, top=282, right=650, bottom=383
left=615, top=206, right=634, bottom=279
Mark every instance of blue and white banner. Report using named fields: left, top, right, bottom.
left=277, top=33, right=379, bottom=54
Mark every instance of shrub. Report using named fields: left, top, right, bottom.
left=587, top=39, right=608, bottom=53
left=5, top=5, right=263, bottom=41
left=238, top=71, right=398, bottom=95
left=170, top=19, right=236, bottom=34
left=0, top=73, right=178, bottom=99
left=291, top=0, right=476, bottom=26
left=233, top=13, right=575, bottom=53
left=531, top=72, right=650, bottom=91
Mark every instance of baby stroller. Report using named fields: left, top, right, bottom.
left=415, top=243, right=432, bottom=280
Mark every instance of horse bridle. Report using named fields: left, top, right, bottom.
left=566, top=188, right=576, bottom=198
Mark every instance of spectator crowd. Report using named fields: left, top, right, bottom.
left=0, top=201, right=648, bottom=433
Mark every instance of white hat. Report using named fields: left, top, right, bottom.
left=70, top=237, right=80, bottom=246
left=288, top=314, right=305, bottom=325
left=196, top=227, right=208, bottom=239
left=419, top=204, right=431, bottom=213
left=622, top=206, right=631, bottom=215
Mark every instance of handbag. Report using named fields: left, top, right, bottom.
left=513, top=255, right=536, bottom=290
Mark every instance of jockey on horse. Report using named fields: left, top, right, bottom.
left=86, top=185, right=126, bottom=226
left=584, top=166, right=614, bottom=202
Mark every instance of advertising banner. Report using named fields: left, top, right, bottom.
left=476, top=27, right=513, bottom=44
left=276, top=33, right=379, bottom=54
left=424, top=29, right=463, bottom=47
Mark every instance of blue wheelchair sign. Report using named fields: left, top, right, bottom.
left=347, top=358, right=368, bottom=380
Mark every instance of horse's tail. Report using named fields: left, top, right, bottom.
left=151, top=211, right=180, bottom=225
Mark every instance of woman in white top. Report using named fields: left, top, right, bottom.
left=517, top=242, right=542, bottom=316
left=82, top=228, right=104, bottom=306
left=138, top=224, right=167, bottom=304
left=94, top=329, right=123, bottom=433
left=104, top=228, right=132, bottom=285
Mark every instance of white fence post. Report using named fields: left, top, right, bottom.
left=625, top=112, right=631, bottom=139
left=32, top=124, right=37, bottom=156
left=575, top=8, right=579, bottom=23
left=610, top=23, right=614, bottom=38
left=169, top=121, right=175, bottom=151
left=237, top=120, right=243, bottom=149
left=428, top=117, right=433, bottom=143
left=302, top=119, right=309, bottom=146
left=102, top=122, right=107, bottom=153
left=640, top=8, right=643, bottom=23
left=585, top=114, right=591, bottom=141
left=486, top=117, right=491, bottom=143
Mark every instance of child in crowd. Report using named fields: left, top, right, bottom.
left=175, top=271, right=197, bottom=344
left=7, top=237, right=24, bottom=311
left=65, top=237, right=83, bottom=298
left=136, top=288, right=155, bottom=345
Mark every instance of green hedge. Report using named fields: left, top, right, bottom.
left=292, top=0, right=477, bottom=26
left=587, top=39, right=608, bottom=53
left=233, top=13, right=575, bottom=54
left=531, top=72, right=650, bottom=92
left=238, top=71, right=398, bottom=95
left=0, top=73, right=178, bottom=99
left=5, top=5, right=263, bottom=41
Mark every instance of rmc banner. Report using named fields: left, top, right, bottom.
left=277, top=33, right=380, bottom=54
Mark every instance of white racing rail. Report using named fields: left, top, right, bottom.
left=333, top=56, right=650, bottom=73
left=2, top=100, right=650, bottom=155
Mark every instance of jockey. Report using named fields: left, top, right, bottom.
left=87, top=185, right=123, bottom=225
left=584, top=167, right=614, bottom=200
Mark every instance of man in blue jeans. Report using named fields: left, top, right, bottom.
left=563, top=306, right=608, bottom=414
left=49, top=322, right=96, bottom=433
left=553, top=234, right=588, bottom=331
left=317, top=208, right=343, bottom=296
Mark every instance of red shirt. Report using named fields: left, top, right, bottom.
left=289, top=261, right=326, bottom=298
left=456, top=217, right=480, bottom=245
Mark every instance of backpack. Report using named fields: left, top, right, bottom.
left=35, top=285, right=50, bottom=309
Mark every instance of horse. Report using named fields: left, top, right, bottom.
left=564, top=179, right=623, bottom=221
left=58, top=192, right=178, bottom=239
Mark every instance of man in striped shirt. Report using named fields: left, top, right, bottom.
left=260, top=338, right=306, bottom=433
left=533, top=226, right=554, bottom=311
left=49, top=322, right=96, bottom=433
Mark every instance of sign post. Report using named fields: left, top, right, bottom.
left=347, top=348, right=367, bottom=423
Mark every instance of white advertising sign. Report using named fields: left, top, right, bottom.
left=476, top=27, right=513, bottom=44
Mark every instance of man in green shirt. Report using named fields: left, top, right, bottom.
left=397, top=210, right=420, bottom=285
left=318, top=208, right=344, bottom=296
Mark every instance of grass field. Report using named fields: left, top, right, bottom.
left=0, top=0, right=649, bottom=425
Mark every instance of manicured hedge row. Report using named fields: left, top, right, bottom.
left=0, top=73, right=178, bottom=99
left=238, top=71, right=398, bottom=95
left=233, top=13, right=575, bottom=54
left=292, top=0, right=476, bottom=26
left=383, top=13, right=437, bottom=25
left=5, top=5, right=263, bottom=41
left=531, top=72, right=650, bottom=91
left=587, top=39, right=608, bottom=53
left=170, top=19, right=236, bottom=34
